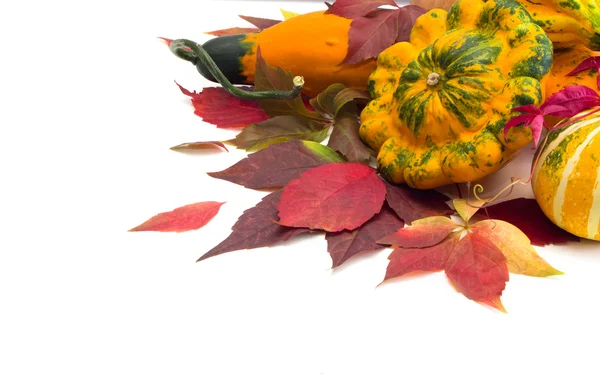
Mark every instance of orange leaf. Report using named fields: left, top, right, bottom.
left=129, top=202, right=225, bottom=233
left=377, top=216, right=459, bottom=248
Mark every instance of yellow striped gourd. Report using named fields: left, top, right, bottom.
left=532, top=110, right=600, bottom=241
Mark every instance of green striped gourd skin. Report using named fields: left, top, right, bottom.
left=518, top=0, right=600, bottom=50
left=532, top=109, right=600, bottom=240
left=359, top=0, right=552, bottom=189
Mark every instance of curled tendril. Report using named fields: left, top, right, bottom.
left=169, top=38, right=304, bottom=101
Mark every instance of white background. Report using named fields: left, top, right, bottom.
left=2, top=1, right=600, bottom=373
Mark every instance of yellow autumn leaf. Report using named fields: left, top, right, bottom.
left=452, top=199, right=485, bottom=225
left=471, top=220, right=564, bottom=277
left=280, top=9, right=299, bottom=20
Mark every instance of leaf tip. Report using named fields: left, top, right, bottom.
left=482, top=297, right=507, bottom=314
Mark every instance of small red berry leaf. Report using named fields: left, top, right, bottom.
left=477, top=198, right=580, bottom=246
left=208, top=140, right=343, bottom=190
left=445, top=232, right=509, bottom=313
left=129, top=202, right=225, bottom=233
left=566, top=56, right=600, bottom=89
left=176, top=83, right=269, bottom=128
left=377, top=216, right=458, bottom=248
left=170, top=141, right=229, bottom=152
left=198, top=191, right=308, bottom=262
left=277, top=163, right=387, bottom=232
left=383, top=233, right=457, bottom=281
left=326, top=203, right=404, bottom=268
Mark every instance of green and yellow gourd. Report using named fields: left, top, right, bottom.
left=532, top=109, right=600, bottom=241
left=359, top=0, right=553, bottom=189
left=517, top=0, right=600, bottom=50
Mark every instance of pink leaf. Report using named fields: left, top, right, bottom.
left=129, top=202, right=225, bottom=233
left=325, top=0, right=398, bottom=18
left=566, top=56, right=600, bottom=79
left=277, top=163, right=387, bottom=232
left=540, top=85, right=600, bottom=116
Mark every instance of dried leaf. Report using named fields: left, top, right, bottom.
left=176, top=83, right=269, bottom=128
left=472, top=220, right=563, bottom=277
left=377, top=216, right=459, bottom=248
left=204, top=27, right=260, bottom=36
left=327, top=113, right=373, bottom=163
left=326, top=0, right=399, bottom=18
left=332, top=88, right=370, bottom=115
left=326, top=203, right=404, bottom=267
left=410, top=0, right=457, bottom=11
left=445, top=232, right=509, bottom=312
left=254, top=47, right=323, bottom=120
left=208, top=140, right=343, bottom=190
left=230, top=115, right=330, bottom=152
left=383, top=180, right=452, bottom=223
left=129, top=202, right=224, bottom=233
left=277, top=163, right=387, bottom=232
left=170, top=141, right=229, bottom=152
left=198, top=191, right=308, bottom=262
left=309, top=83, right=347, bottom=117
left=238, top=15, right=281, bottom=29
left=478, top=198, right=580, bottom=246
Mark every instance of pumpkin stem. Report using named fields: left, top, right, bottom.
left=426, top=72, right=441, bottom=86
left=169, top=38, right=304, bottom=100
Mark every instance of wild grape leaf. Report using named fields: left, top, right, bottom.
left=204, top=27, right=260, bottom=36
left=325, top=0, right=398, bottom=18
left=129, top=202, right=224, bottom=233
left=176, top=83, right=269, bottom=128
left=327, top=113, right=373, bottom=163
left=309, top=83, right=347, bottom=118
left=541, top=85, right=600, bottom=117
left=278, top=163, right=387, bottom=232
left=377, top=216, right=459, bottom=248
left=170, top=141, right=229, bottom=152
left=445, top=232, right=509, bottom=312
left=383, top=179, right=453, bottom=223
left=254, top=47, right=323, bottom=120
left=567, top=56, right=600, bottom=89
left=208, top=140, right=343, bottom=189
left=395, top=5, right=426, bottom=43
left=471, top=220, right=563, bottom=277
left=410, top=0, right=457, bottom=11
left=198, top=191, right=309, bottom=262
left=380, top=199, right=561, bottom=312
left=229, top=115, right=330, bottom=151
left=238, top=15, right=281, bottom=29
left=332, top=88, right=370, bottom=115
left=326, top=203, right=404, bottom=267
left=478, top=198, right=580, bottom=246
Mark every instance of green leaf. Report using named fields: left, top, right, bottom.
left=253, top=47, right=323, bottom=120
left=230, top=115, right=330, bottom=152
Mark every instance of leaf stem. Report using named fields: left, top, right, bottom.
left=169, top=39, right=304, bottom=100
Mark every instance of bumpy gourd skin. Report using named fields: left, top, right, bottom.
left=518, top=0, right=600, bottom=50
left=359, top=0, right=552, bottom=189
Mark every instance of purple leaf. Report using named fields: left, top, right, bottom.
left=540, top=85, right=600, bottom=116
left=566, top=56, right=600, bottom=79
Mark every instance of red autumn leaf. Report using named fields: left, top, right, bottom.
left=567, top=56, right=600, bottom=89
left=176, top=82, right=269, bottom=128
left=383, top=179, right=453, bottom=223
left=326, top=203, right=404, bottom=267
left=198, top=191, right=309, bottom=262
left=204, top=27, right=260, bottom=37
left=478, top=198, right=580, bottom=246
left=445, top=232, right=509, bottom=312
left=377, top=216, right=459, bottom=248
left=238, top=15, right=281, bottom=29
left=325, top=0, right=398, bottom=18
left=330, top=4, right=426, bottom=64
left=327, top=113, right=373, bottom=163
left=277, top=163, right=387, bottom=232
left=208, top=140, right=343, bottom=190
left=384, top=234, right=457, bottom=280
left=129, top=202, right=224, bottom=233
left=170, top=141, right=229, bottom=152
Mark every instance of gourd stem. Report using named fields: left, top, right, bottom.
left=169, top=38, right=304, bottom=100
left=426, top=72, right=441, bottom=86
